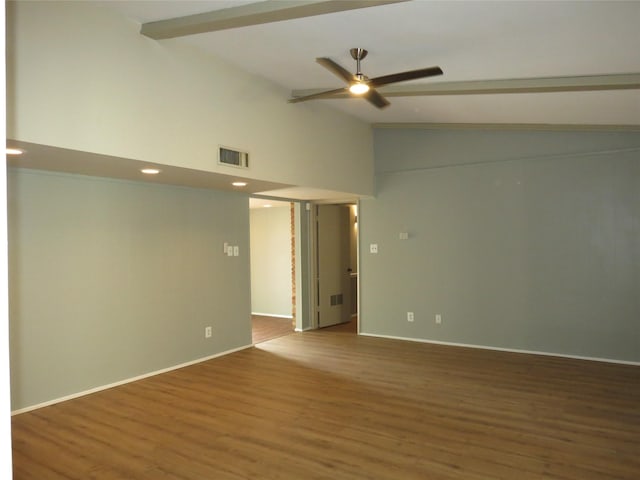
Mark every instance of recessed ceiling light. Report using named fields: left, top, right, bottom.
left=141, top=168, right=161, bottom=175
left=6, top=148, right=24, bottom=155
left=232, top=181, right=247, bottom=187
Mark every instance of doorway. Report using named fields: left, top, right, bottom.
left=248, top=199, right=359, bottom=342
left=249, top=198, right=295, bottom=343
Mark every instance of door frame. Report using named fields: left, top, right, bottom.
left=248, top=197, right=359, bottom=334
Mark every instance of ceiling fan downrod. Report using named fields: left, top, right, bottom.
left=350, top=48, right=368, bottom=80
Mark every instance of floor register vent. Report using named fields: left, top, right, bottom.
left=219, top=146, right=249, bottom=169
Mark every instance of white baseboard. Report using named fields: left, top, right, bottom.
left=11, top=344, right=253, bottom=416
left=294, top=326, right=315, bottom=332
left=358, top=332, right=640, bottom=366
left=252, top=312, right=293, bottom=319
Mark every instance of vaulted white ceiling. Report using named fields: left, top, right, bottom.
left=104, top=0, right=640, bottom=127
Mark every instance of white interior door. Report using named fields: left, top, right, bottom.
left=316, top=205, right=351, bottom=328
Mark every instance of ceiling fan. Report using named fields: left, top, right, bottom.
left=288, top=48, right=443, bottom=109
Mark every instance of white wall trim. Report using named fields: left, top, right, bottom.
left=294, top=326, right=315, bottom=332
left=359, top=332, right=640, bottom=367
left=251, top=312, right=293, bottom=319
left=11, top=344, right=253, bottom=416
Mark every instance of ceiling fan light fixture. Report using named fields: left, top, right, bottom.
left=349, top=82, right=370, bottom=95
left=291, top=47, right=441, bottom=109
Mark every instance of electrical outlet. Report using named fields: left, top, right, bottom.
left=407, top=312, right=414, bottom=322
left=205, top=326, right=212, bottom=338
left=370, top=243, right=378, bottom=254
left=435, top=314, right=442, bottom=325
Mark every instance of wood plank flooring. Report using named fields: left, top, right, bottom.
left=11, top=326, right=640, bottom=479
left=251, top=315, right=294, bottom=344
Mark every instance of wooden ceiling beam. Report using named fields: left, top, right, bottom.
left=141, top=0, right=409, bottom=40
left=291, top=73, right=640, bottom=99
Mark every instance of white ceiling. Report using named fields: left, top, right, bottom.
left=104, top=0, right=640, bottom=126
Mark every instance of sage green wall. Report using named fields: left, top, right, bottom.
left=8, top=169, right=252, bottom=410
left=360, top=128, right=640, bottom=362
left=250, top=206, right=292, bottom=317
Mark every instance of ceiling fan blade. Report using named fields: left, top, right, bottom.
left=316, top=57, right=356, bottom=84
left=369, top=66, right=443, bottom=88
left=288, top=86, right=349, bottom=104
left=364, top=88, right=390, bottom=109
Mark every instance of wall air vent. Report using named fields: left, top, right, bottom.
left=330, top=294, right=344, bottom=306
left=218, top=146, right=249, bottom=169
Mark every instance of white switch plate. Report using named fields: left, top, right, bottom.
left=223, top=242, right=229, bottom=254
left=399, top=232, right=409, bottom=240
left=227, top=248, right=233, bottom=257
left=407, top=312, right=414, bottom=322
left=233, top=246, right=239, bottom=256
left=435, top=314, right=442, bottom=325
left=370, top=243, right=378, bottom=254
left=205, top=326, right=212, bottom=338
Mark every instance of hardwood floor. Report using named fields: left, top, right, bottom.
left=11, top=328, right=640, bottom=479
left=321, top=316, right=358, bottom=334
left=251, top=314, right=295, bottom=344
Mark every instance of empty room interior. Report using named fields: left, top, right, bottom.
left=2, top=1, right=640, bottom=478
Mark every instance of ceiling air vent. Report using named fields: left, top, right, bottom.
left=218, top=146, right=249, bottom=169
